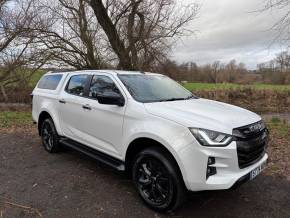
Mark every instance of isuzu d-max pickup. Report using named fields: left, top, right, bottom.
left=32, top=70, right=268, bottom=211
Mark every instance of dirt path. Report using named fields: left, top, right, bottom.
left=0, top=132, right=289, bottom=218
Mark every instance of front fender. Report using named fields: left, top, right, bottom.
left=121, top=115, right=195, bottom=188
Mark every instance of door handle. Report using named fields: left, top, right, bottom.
left=82, top=104, right=92, bottom=110
left=59, top=99, right=66, bottom=104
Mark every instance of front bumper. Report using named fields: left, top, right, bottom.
left=177, top=140, right=268, bottom=191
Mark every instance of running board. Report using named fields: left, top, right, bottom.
left=60, top=138, right=125, bottom=171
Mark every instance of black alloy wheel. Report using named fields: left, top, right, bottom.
left=136, top=157, right=174, bottom=207
left=41, top=118, right=60, bottom=153
left=133, top=147, right=186, bottom=212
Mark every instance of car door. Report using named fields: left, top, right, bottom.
left=58, top=74, right=91, bottom=140
left=79, top=74, right=126, bottom=157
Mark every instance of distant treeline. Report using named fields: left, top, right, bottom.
left=156, top=51, right=290, bottom=85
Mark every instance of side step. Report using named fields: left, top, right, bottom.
left=60, top=138, right=125, bottom=171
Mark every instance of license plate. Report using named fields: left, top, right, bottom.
left=250, top=162, right=266, bottom=180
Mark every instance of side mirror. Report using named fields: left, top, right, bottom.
left=97, top=93, right=125, bottom=107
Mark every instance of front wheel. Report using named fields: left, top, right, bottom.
left=132, top=147, right=187, bottom=212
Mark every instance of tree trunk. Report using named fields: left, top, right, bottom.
left=0, top=85, right=8, bottom=102
left=89, top=0, right=133, bottom=70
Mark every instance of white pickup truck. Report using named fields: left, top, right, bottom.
left=32, top=70, right=268, bottom=212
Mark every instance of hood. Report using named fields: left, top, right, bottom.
left=144, top=98, right=261, bottom=135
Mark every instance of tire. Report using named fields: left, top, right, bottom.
left=132, top=147, right=187, bottom=212
left=40, top=118, right=61, bottom=153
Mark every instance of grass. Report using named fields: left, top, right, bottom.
left=266, top=117, right=290, bottom=140
left=0, top=111, right=32, bottom=128
left=183, top=82, right=290, bottom=91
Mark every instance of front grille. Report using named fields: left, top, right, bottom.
left=233, top=121, right=268, bottom=169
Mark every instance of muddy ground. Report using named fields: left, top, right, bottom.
left=0, top=130, right=289, bottom=218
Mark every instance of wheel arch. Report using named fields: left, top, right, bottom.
left=124, top=137, right=185, bottom=183
left=38, top=111, right=52, bottom=135
left=37, top=109, right=62, bottom=136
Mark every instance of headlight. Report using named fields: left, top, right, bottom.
left=189, top=128, right=233, bottom=147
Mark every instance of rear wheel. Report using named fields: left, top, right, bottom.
left=41, top=118, right=61, bottom=153
left=132, top=147, right=186, bottom=212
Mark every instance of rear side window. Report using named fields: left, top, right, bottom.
left=37, top=74, right=63, bottom=90
left=66, top=75, right=88, bottom=96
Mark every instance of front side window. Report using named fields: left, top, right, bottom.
left=66, top=74, right=88, bottom=96
left=118, top=74, right=195, bottom=103
left=38, top=74, right=63, bottom=90
left=89, top=75, right=121, bottom=99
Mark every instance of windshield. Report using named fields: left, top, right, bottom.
left=118, top=74, right=196, bottom=103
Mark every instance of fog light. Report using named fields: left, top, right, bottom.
left=206, top=157, right=217, bottom=179
left=208, top=157, right=215, bottom=165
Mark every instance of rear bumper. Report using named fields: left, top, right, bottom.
left=177, top=140, right=268, bottom=191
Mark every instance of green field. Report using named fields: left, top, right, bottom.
left=267, top=117, right=290, bottom=141
left=0, top=111, right=32, bottom=128
left=183, top=83, right=290, bottom=91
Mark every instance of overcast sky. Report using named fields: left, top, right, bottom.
left=171, top=0, right=288, bottom=69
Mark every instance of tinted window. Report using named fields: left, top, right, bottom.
left=66, top=75, right=88, bottom=96
left=37, top=74, right=63, bottom=90
left=118, top=74, right=195, bottom=103
left=89, top=75, right=121, bottom=99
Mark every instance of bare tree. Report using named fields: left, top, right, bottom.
left=0, top=0, right=21, bottom=52
left=31, top=0, right=110, bottom=69
left=275, top=50, right=290, bottom=71
left=156, top=59, right=179, bottom=80
left=89, top=0, right=199, bottom=70
left=0, top=0, right=49, bottom=101
left=257, top=51, right=290, bottom=84
left=261, top=0, right=290, bottom=43
left=210, top=61, right=221, bottom=83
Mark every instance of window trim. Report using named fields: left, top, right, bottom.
left=86, top=74, right=125, bottom=103
left=65, top=74, right=90, bottom=97
left=64, top=73, right=126, bottom=106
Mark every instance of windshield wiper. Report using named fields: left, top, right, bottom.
left=184, top=95, right=196, bottom=100
left=159, top=95, right=196, bottom=102
left=159, top=98, right=187, bottom=102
